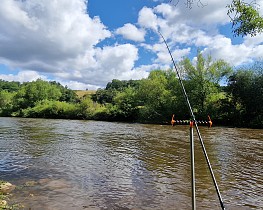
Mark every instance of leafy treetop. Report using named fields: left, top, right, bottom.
left=227, top=0, right=263, bottom=37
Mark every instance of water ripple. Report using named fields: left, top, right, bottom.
left=0, top=118, right=262, bottom=209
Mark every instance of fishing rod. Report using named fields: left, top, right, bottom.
left=158, top=31, right=226, bottom=210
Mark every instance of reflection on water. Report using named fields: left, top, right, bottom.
left=0, top=117, right=262, bottom=209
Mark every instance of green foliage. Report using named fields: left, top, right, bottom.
left=179, top=51, right=232, bottom=118
left=91, top=88, right=116, bottom=104
left=0, top=80, right=20, bottom=92
left=0, top=58, right=262, bottom=127
left=0, top=90, right=15, bottom=116
left=106, top=79, right=140, bottom=90
left=49, top=81, right=79, bottom=103
left=227, top=0, right=263, bottom=36
left=0, top=79, right=79, bottom=118
left=136, top=70, right=178, bottom=123
left=92, top=79, right=141, bottom=105
left=113, top=87, right=139, bottom=121
left=13, top=79, right=62, bottom=110
left=226, top=67, right=263, bottom=127
left=77, top=96, right=106, bottom=119
left=22, top=100, right=78, bottom=119
left=91, top=79, right=142, bottom=121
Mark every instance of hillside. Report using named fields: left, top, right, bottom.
left=75, top=90, right=96, bottom=98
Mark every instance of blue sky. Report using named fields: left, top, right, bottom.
left=0, top=0, right=262, bottom=89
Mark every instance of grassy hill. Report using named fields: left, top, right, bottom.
left=75, top=90, right=96, bottom=98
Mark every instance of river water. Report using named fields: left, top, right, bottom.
left=0, top=117, right=262, bottom=209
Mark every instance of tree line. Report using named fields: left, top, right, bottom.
left=0, top=52, right=262, bottom=128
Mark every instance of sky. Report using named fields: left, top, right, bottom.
left=0, top=0, right=263, bottom=90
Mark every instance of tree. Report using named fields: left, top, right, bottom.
left=106, top=79, right=141, bottom=91
left=49, top=81, right=79, bottom=103
left=136, top=70, right=177, bottom=123
left=227, top=67, right=263, bottom=127
left=179, top=51, right=232, bottom=118
left=92, top=79, right=141, bottom=104
left=227, top=0, right=263, bottom=36
left=22, top=100, right=78, bottom=119
left=113, top=86, right=139, bottom=121
left=13, top=79, right=62, bottom=110
left=0, top=80, right=20, bottom=92
left=92, top=88, right=116, bottom=104
left=0, top=90, right=15, bottom=116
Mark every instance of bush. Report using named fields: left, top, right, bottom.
left=22, top=100, right=78, bottom=119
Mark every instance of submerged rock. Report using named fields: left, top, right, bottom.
left=0, top=199, right=7, bottom=206
left=25, top=180, right=38, bottom=187
left=0, top=181, right=15, bottom=194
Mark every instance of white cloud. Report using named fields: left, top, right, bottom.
left=0, top=0, right=112, bottom=83
left=250, top=45, right=263, bottom=59
left=0, top=70, right=47, bottom=83
left=258, top=0, right=263, bottom=14
left=52, top=44, right=140, bottom=86
left=138, top=7, right=158, bottom=31
left=0, top=0, right=262, bottom=89
left=154, top=1, right=231, bottom=28
left=117, top=66, right=149, bottom=81
left=93, top=44, right=139, bottom=83
left=60, top=81, right=100, bottom=91
left=143, top=42, right=190, bottom=64
left=0, top=0, right=111, bottom=66
left=201, top=35, right=262, bottom=66
left=244, top=33, right=263, bottom=47
left=137, top=1, right=263, bottom=67
left=0, top=0, right=150, bottom=88
left=115, top=23, right=145, bottom=42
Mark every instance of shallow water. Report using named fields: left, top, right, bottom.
left=0, top=117, right=262, bottom=209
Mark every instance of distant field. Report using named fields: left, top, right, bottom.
left=75, top=90, right=96, bottom=98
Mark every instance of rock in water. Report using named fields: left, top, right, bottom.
left=0, top=182, right=15, bottom=194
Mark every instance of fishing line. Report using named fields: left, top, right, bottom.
left=158, top=31, right=226, bottom=210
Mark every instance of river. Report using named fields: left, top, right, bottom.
left=0, top=117, right=262, bottom=209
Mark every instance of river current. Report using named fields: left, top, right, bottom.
left=0, top=117, right=262, bottom=209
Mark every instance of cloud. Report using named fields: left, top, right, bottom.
left=201, top=35, right=263, bottom=66
left=154, top=1, right=230, bottom=27
left=0, top=0, right=262, bottom=89
left=0, top=0, right=113, bottom=86
left=0, top=0, right=111, bottom=65
left=142, top=42, right=190, bottom=64
left=0, top=0, right=148, bottom=89
left=0, top=70, right=47, bottom=82
left=138, top=7, right=159, bottom=31
left=244, top=33, right=263, bottom=47
left=60, top=81, right=100, bottom=91
left=137, top=2, right=263, bottom=66
left=53, top=44, right=140, bottom=86
left=115, top=23, right=146, bottom=42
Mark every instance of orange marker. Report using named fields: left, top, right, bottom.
left=208, top=115, right=212, bottom=128
left=171, top=114, right=176, bottom=126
